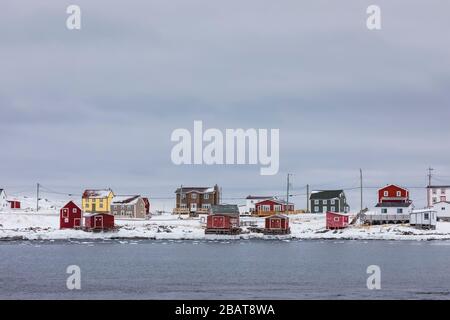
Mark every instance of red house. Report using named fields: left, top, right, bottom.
left=264, top=214, right=290, bottom=235
left=326, top=211, right=349, bottom=230
left=60, top=201, right=82, bottom=229
left=8, top=200, right=21, bottom=209
left=205, top=205, right=240, bottom=235
left=255, top=199, right=294, bottom=216
left=378, top=185, right=409, bottom=203
left=84, top=213, right=115, bottom=231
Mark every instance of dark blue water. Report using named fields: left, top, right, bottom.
left=0, top=239, right=449, bottom=299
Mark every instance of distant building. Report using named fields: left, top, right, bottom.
left=174, top=185, right=220, bottom=214
left=205, top=204, right=240, bottom=235
left=111, top=195, right=147, bottom=219
left=326, top=211, right=349, bottom=230
left=60, top=201, right=82, bottom=229
left=0, top=189, right=8, bottom=211
left=364, top=184, right=413, bottom=225
left=254, top=199, right=294, bottom=217
left=82, top=189, right=114, bottom=213
left=310, top=190, right=349, bottom=214
left=264, top=214, right=290, bottom=235
left=427, top=185, right=450, bottom=207
left=410, top=209, right=437, bottom=230
left=142, top=197, right=150, bottom=214
left=8, top=200, right=21, bottom=209
left=433, top=201, right=450, bottom=222
left=244, top=196, right=274, bottom=215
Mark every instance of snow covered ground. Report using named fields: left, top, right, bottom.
left=1, top=195, right=450, bottom=241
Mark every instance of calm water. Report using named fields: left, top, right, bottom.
left=0, top=239, right=449, bottom=300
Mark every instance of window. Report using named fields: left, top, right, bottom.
left=85, top=202, right=89, bottom=208
left=424, top=213, right=429, bottom=220
left=331, top=199, right=335, bottom=205
left=191, top=193, right=197, bottom=199
left=261, top=205, right=271, bottom=212
left=381, top=209, right=388, bottom=214
left=62, top=209, right=68, bottom=218
left=334, top=217, right=340, bottom=222
left=314, top=200, right=319, bottom=205
left=314, top=206, right=319, bottom=212
left=99, top=202, right=103, bottom=208
left=202, top=204, right=211, bottom=209
left=396, top=191, right=401, bottom=197
left=180, top=204, right=187, bottom=209
left=203, top=194, right=209, bottom=200
left=442, top=189, right=446, bottom=195
left=72, top=208, right=77, bottom=213
left=441, top=196, right=446, bottom=202
left=397, top=208, right=403, bottom=214
left=433, top=197, right=437, bottom=203
left=274, top=205, right=282, bottom=212
left=331, top=206, right=336, bottom=212
left=323, top=200, right=328, bottom=205
left=432, top=189, right=437, bottom=195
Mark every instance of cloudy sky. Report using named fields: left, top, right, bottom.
left=1, top=0, right=450, bottom=209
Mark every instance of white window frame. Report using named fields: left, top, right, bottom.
left=191, top=193, right=197, bottom=199
left=203, top=194, right=209, bottom=200
left=384, top=191, right=389, bottom=197
left=314, top=200, right=319, bottom=205
left=331, top=206, right=336, bottom=212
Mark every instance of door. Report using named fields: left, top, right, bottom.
left=94, top=216, right=103, bottom=228
left=74, top=218, right=81, bottom=227
left=212, top=216, right=224, bottom=228
left=271, top=219, right=281, bottom=229
left=190, top=203, right=197, bottom=212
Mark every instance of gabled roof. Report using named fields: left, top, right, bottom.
left=62, top=200, right=80, bottom=209
left=210, top=204, right=239, bottom=215
left=375, top=202, right=412, bottom=208
left=112, top=195, right=141, bottom=205
left=267, top=214, right=289, bottom=219
left=82, top=189, right=113, bottom=199
left=378, top=184, right=409, bottom=192
left=327, top=211, right=349, bottom=216
left=428, top=185, right=450, bottom=189
left=256, top=198, right=293, bottom=206
left=175, top=186, right=217, bottom=194
left=246, top=195, right=273, bottom=200
left=310, top=190, right=344, bottom=200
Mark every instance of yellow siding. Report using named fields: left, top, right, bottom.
left=82, top=191, right=114, bottom=213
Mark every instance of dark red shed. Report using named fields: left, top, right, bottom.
left=84, top=212, right=115, bottom=231
left=205, top=205, right=240, bottom=235
left=264, top=214, right=290, bottom=234
left=326, top=211, right=349, bottom=230
left=60, top=201, right=82, bottom=229
left=142, top=197, right=150, bottom=214
left=8, top=200, right=21, bottom=209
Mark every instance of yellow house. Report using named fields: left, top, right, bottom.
left=82, top=189, right=114, bottom=213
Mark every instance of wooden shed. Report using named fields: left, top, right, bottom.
left=205, top=204, right=240, bottom=235
left=60, top=201, right=82, bottom=229
left=264, top=214, right=290, bottom=235
left=326, top=211, right=349, bottom=230
left=84, top=212, right=115, bottom=231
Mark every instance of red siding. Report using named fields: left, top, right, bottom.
left=84, top=213, right=115, bottom=230
left=326, top=211, right=349, bottom=229
left=60, top=201, right=82, bottom=229
left=255, top=200, right=294, bottom=212
left=265, top=216, right=289, bottom=230
left=378, top=185, right=409, bottom=203
left=206, top=214, right=239, bottom=229
left=8, top=201, right=21, bottom=209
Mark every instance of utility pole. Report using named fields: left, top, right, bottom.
left=36, top=183, right=40, bottom=212
left=427, top=167, right=434, bottom=207
left=306, top=184, right=310, bottom=213
left=360, top=169, right=363, bottom=214
left=286, top=174, right=292, bottom=214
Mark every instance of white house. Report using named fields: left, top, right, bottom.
left=427, top=185, right=450, bottom=207
left=364, top=202, right=413, bottom=224
left=0, top=189, right=8, bottom=211
left=410, top=209, right=437, bottom=230
left=244, top=195, right=274, bottom=215
left=433, top=201, right=450, bottom=221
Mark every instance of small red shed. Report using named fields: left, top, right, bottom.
left=8, top=200, right=21, bottom=209
left=84, top=213, right=115, bottom=231
left=205, top=205, right=240, bottom=235
left=264, top=214, right=290, bottom=235
left=60, top=201, right=82, bottom=229
left=326, top=211, right=349, bottom=230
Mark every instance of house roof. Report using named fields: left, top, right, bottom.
left=175, top=186, right=216, bottom=194
left=210, top=204, right=239, bottom=215
left=246, top=195, right=273, bottom=200
left=256, top=198, right=294, bottom=206
left=375, top=202, right=412, bottom=208
left=428, top=185, right=450, bottom=189
left=112, top=195, right=141, bottom=205
left=267, top=214, right=289, bottom=219
left=82, top=189, right=113, bottom=199
left=310, top=190, right=344, bottom=200
left=327, top=211, right=349, bottom=216
left=378, top=184, right=409, bottom=192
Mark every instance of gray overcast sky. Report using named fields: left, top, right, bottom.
left=1, top=0, right=450, bottom=209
